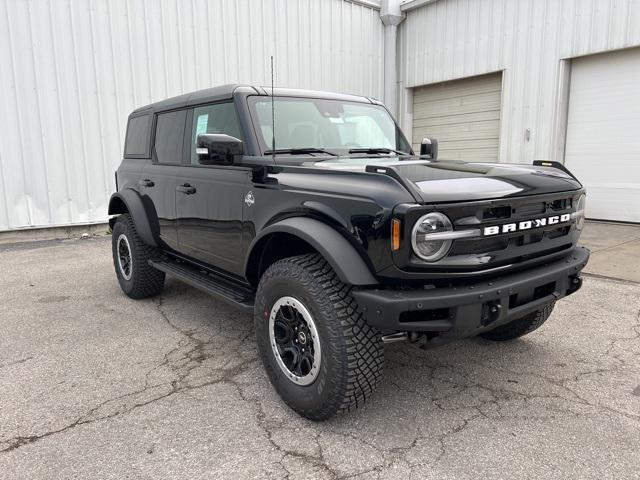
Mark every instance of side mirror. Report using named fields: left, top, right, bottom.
left=420, top=137, right=438, bottom=160
left=196, top=134, right=243, bottom=165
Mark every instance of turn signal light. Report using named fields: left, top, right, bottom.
left=391, top=218, right=401, bottom=251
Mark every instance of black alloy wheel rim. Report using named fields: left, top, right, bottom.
left=117, top=234, right=133, bottom=280
left=269, top=296, right=321, bottom=386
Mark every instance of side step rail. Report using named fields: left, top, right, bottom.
left=149, top=257, right=255, bottom=312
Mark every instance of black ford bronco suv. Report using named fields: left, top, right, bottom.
left=109, top=84, right=589, bottom=420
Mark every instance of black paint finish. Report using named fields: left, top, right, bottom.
left=110, top=85, right=586, bottom=292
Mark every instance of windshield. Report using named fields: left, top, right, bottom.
left=248, top=96, right=412, bottom=156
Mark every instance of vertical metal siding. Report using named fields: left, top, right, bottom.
left=400, top=0, right=640, bottom=165
left=0, top=0, right=384, bottom=230
left=564, top=48, right=640, bottom=222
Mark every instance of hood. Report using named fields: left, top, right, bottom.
left=306, top=158, right=582, bottom=203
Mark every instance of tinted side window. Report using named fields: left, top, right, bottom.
left=124, top=115, right=151, bottom=157
left=190, top=103, right=242, bottom=164
left=154, top=110, right=187, bottom=164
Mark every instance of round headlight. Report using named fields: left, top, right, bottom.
left=575, top=194, right=586, bottom=231
left=411, top=212, right=453, bottom=262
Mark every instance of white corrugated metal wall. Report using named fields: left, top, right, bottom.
left=0, top=0, right=384, bottom=231
left=563, top=48, right=640, bottom=222
left=399, top=0, right=640, bottom=164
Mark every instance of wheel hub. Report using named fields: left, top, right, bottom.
left=269, top=296, right=321, bottom=386
left=117, top=234, right=133, bottom=281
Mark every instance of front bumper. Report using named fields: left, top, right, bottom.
left=353, top=246, right=590, bottom=339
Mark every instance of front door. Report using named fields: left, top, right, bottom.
left=175, top=102, right=248, bottom=277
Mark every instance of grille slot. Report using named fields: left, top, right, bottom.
left=550, top=198, right=571, bottom=210
left=548, top=226, right=571, bottom=239
left=515, top=232, right=544, bottom=246
left=450, top=237, right=509, bottom=255
left=482, top=206, right=511, bottom=221
left=516, top=202, right=546, bottom=216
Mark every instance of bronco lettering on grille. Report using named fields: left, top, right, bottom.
left=483, top=213, right=571, bottom=236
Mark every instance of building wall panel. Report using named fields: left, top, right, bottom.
left=400, top=0, right=640, bottom=165
left=564, top=47, right=640, bottom=222
left=0, top=0, right=383, bottom=230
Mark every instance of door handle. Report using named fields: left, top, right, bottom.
left=139, top=179, right=154, bottom=188
left=176, top=183, right=196, bottom=195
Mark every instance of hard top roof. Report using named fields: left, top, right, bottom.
left=129, top=84, right=380, bottom=116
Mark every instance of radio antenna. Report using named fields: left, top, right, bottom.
left=270, top=55, right=275, bottom=158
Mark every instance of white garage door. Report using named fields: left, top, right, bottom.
left=412, top=72, right=502, bottom=161
left=565, top=48, right=640, bottom=223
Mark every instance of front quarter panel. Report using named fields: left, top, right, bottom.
left=242, top=167, right=415, bottom=277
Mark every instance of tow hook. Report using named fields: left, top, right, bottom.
left=567, top=275, right=582, bottom=294
left=381, top=332, right=408, bottom=343
left=381, top=332, right=422, bottom=344
left=481, top=301, right=502, bottom=326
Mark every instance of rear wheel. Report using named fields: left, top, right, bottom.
left=254, top=254, right=384, bottom=420
left=480, top=302, right=555, bottom=341
left=111, top=214, right=165, bottom=299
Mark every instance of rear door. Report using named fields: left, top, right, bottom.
left=139, top=109, right=188, bottom=251
left=175, top=102, right=249, bottom=276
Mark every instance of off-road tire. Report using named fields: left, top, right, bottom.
left=254, top=253, right=384, bottom=420
left=111, top=214, right=165, bottom=299
left=480, top=302, right=555, bottom=341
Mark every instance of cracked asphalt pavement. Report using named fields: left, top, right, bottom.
left=1, top=235, right=639, bottom=479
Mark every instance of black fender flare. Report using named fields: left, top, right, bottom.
left=108, top=189, right=158, bottom=247
left=246, top=217, right=378, bottom=286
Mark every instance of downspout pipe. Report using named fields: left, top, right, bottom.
left=380, top=0, right=405, bottom=117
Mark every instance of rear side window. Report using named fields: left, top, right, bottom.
left=154, top=110, right=187, bottom=164
left=190, top=102, right=242, bottom=164
left=124, top=115, right=151, bottom=157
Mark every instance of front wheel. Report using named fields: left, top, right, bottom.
left=479, top=302, right=555, bottom=341
left=254, top=254, right=384, bottom=421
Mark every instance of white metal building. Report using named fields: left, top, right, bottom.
left=398, top=0, right=640, bottom=222
left=0, top=0, right=384, bottom=231
left=1, top=0, right=639, bottom=231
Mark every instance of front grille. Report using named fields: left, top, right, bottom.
left=403, top=191, right=583, bottom=274
left=450, top=228, right=571, bottom=256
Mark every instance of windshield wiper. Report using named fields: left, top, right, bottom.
left=348, top=147, right=410, bottom=156
left=263, top=147, right=338, bottom=156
